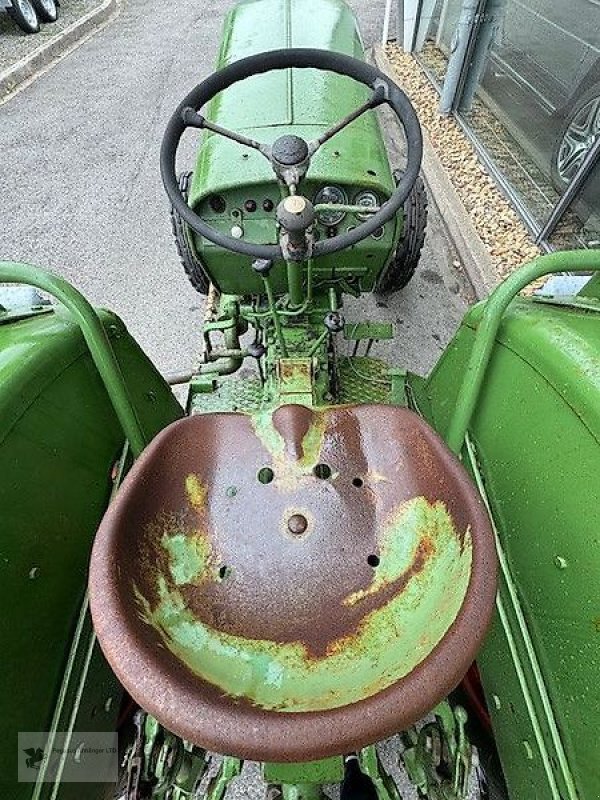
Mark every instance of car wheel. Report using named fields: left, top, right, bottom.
left=31, top=0, right=59, bottom=22
left=170, top=172, right=211, bottom=296
left=7, top=0, right=40, bottom=33
left=551, top=82, right=600, bottom=190
left=375, top=174, right=428, bottom=295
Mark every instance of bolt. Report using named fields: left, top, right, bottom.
left=29, top=567, right=40, bottom=580
left=324, top=311, right=344, bottom=333
left=247, top=342, right=266, bottom=359
left=554, top=555, right=568, bottom=569
left=226, top=486, right=238, bottom=497
left=492, top=694, right=501, bottom=710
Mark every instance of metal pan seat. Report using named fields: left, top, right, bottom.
left=89, top=404, right=497, bottom=763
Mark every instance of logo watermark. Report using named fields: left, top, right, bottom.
left=18, top=732, right=118, bottom=783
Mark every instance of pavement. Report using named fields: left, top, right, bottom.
left=0, top=3, right=478, bottom=794
left=0, top=0, right=99, bottom=68
left=0, top=0, right=115, bottom=96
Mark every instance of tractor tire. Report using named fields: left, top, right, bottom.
left=8, top=0, right=40, bottom=33
left=31, top=0, right=59, bottom=22
left=375, top=174, right=428, bottom=295
left=170, top=171, right=211, bottom=296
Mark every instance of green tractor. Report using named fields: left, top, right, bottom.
left=1, top=1, right=598, bottom=799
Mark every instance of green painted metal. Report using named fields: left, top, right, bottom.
left=359, top=746, right=401, bottom=800
left=121, top=710, right=207, bottom=800
left=263, top=757, right=344, bottom=786
left=280, top=783, right=323, bottom=800
left=33, top=446, right=129, bottom=800
left=445, top=249, right=600, bottom=454
left=343, top=321, right=394, bottom=340
left=400, top=702, right=471, bottom=799
left=414, top=254, right=600, bottom=799
left=205, top=757, right=242, bottom=800
left=0, top=261, right=148, bottom=457
left=186, top=0, right=399, bottom=295
left=0, top=298, right=181, bottom=798
left=579, top=270, right=600, bottom=298
left=464, top=437, right=577, bottom=800
left=190, top=355, right=394, bottom=414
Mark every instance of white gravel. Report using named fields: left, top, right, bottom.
left=386, top=45, right=542, bottom=282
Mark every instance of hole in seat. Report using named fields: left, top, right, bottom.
left=367, top=554, right=380, bottom=567
left=313, top=463, right=332, bottom=480
left=257, top=467, right=274, bottom=484
left=352, top=477, right=364, bottom=488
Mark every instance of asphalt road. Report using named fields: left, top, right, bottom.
left=0, top=2, right=478, bottom=796
left=0, top=0, right=472, bottom=381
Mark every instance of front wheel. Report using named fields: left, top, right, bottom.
left=8, top=0, right=40, bottom=33
left=31, top=0, right=59, bottom=22
left=375, top=174, right=428, bottom=295
left=170, top=171, right=211, bottom=296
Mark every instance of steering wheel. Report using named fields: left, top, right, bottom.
left=160, top=48, right=423, bottom=262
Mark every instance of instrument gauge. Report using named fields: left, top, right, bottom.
left=314, top=186, right=347, bottom=226
left=354, top=190, right=379, bottom=221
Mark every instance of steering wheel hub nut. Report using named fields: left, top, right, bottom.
left=272, top=135, right=310, bottom=167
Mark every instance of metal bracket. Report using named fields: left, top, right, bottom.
left=401, top=701, right=472, bottom=799
left=277, top=357, right=316, bottom=404
left=359, top=745, right=402, bottom=800
left=121, top=712, right=208, bottom=800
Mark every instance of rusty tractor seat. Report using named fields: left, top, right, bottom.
left=89, top=404, right=497, bottom=763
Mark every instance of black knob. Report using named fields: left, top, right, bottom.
left=324, top=311, right=345, bottom=333
left=247, top=342, right=266, bottom=358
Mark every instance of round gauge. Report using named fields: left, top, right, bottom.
left=314, top=186, right=347, bottom=226
left=354, top=190, right=379, bottom=221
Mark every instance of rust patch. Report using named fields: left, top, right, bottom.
left=272, top=404, right=314, bottom=460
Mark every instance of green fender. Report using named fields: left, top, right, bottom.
left=0, top=306, right=181, bottom=798
left=413, top=290, right=600, bottom=800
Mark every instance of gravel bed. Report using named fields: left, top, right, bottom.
left=0, top=0, right=102, bottom=72
left=386, top=45, right=541, bottom=281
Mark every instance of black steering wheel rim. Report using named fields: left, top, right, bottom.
left=160, top=48, right=423, bottom=261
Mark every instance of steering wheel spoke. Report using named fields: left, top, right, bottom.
left=307, top=82, right=388, bottom=156
left=181, top=107, right=272, bottom=159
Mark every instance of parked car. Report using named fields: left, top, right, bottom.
left=487, top=0, right=599, bottom=193
left=1, top=0, right=59, bottom=34
left=431, top=0, right=600, bottom=202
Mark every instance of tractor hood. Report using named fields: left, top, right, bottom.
left=209, top=0, right=367, bottom=130
left=189, top=0, right=394, bottom=204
